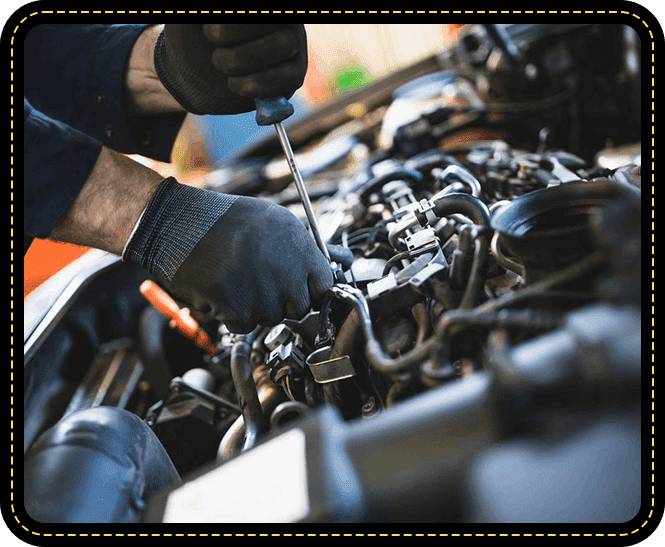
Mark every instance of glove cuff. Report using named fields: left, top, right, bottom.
left=154, top=31, right=206, bottom=115
left=123, top=177, right=237, bottom=285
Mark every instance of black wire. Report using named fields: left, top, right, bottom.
left=382, top=250, right=411, bottom=276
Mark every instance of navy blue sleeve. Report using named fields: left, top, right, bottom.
left=23, top=24, right=185, bottom=160
left=23, top=97, right=102, bottom=241
left=23, top=24, right=186, bottom=249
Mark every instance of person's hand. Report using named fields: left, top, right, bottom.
left=47, top=146, right=337, bottom=334
left=154, top=24, right=308, bottom=115
left=123, top=178, right=332, bottom=333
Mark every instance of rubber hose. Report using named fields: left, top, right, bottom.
left=230, top=332, right=263, bottom=452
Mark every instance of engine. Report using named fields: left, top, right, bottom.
left=23, top=23, right=643, bottom=525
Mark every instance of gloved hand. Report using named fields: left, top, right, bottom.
left=154, top=24, right=308, bottom=115
left=123, top=178, right=332, bottom=334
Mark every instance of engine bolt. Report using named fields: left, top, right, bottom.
left=361, top=397, right=378, bottom=417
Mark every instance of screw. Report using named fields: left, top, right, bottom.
left=362, top=397, right=377, bottom=416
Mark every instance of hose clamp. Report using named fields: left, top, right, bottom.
left=417, top=199, right=438, bottom=226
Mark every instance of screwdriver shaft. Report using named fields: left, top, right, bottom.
left=273, top=121, right=331, bottom=263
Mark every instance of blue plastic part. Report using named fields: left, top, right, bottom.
left=254, top=96, right=295, bottom=125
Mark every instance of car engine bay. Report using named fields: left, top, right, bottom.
left=23, top=23, right=643, bottom=524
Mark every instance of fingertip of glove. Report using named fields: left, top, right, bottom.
left=223, top=320, right=256, bottom=335
left=327, top=244, right=354, bottom=269
left=309, top=266, right=334, bottom=301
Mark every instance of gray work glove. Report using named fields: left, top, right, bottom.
left=154, top=24, right=308, bottom=115
left=124, top=178, right=333, bottom=334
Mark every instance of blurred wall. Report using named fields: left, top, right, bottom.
left=303, top=24, right=454, bottom=104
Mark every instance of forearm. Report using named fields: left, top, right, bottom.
left=48, top=146, right=164, bottom=255
left=124, top=24, right=184, bottom=116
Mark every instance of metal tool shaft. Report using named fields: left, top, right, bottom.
left=273, top=121, right=331, bottom=263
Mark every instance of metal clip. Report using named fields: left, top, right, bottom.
left=417, top=198, right=438, bottom=226
left=305, top=346, right=356, bottom=384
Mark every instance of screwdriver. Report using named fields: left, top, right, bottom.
left=255, top=97, right=331, bottom=264
left=139, top=279, right=218, bottom=355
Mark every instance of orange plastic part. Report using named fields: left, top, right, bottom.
left=139, top=279, right=217, bottom=355
left=24, top=239, right=91, bottom=298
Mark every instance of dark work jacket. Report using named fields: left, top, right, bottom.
left=23, top=24, right=185, bottom=254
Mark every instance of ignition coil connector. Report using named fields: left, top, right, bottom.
left=265, top=324, right=308, bottom=402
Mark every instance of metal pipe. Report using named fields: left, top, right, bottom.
left=435, top=165, right=482, bottom=198
left=269, top=401, right=310, bottom=429
left=329, top=284, right=436, bottom=375
left=420, top=309, right=563, bottom=381
left=331, top=253, right=604, bottom=378
left=387, top=214, right=419, bottom=250
left=330, top=284, right=562, bottom=377
left=490, top=231, right=526, bottom=277
left=458, top=228, right=491, bottom=309
left=217, top=364, right=284, bottom=463
left=475, top=251, right=605, bottom=314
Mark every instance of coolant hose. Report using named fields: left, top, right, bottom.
left=357, top=168, right=424, bottom=205
left=230, top=331, right=264, bottom=452
left=427, top=193, right=491, bottom=228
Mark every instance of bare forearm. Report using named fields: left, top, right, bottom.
left=124, top=24, right=184, bottom=116
left=49, top=146, right=164, bottom=255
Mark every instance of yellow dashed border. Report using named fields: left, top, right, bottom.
left=11, top=9, right=656, bottom=539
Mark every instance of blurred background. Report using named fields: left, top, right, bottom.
left=24, top=24, right=465, bottom=298
left=302, top=24, right=458, bottom=104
